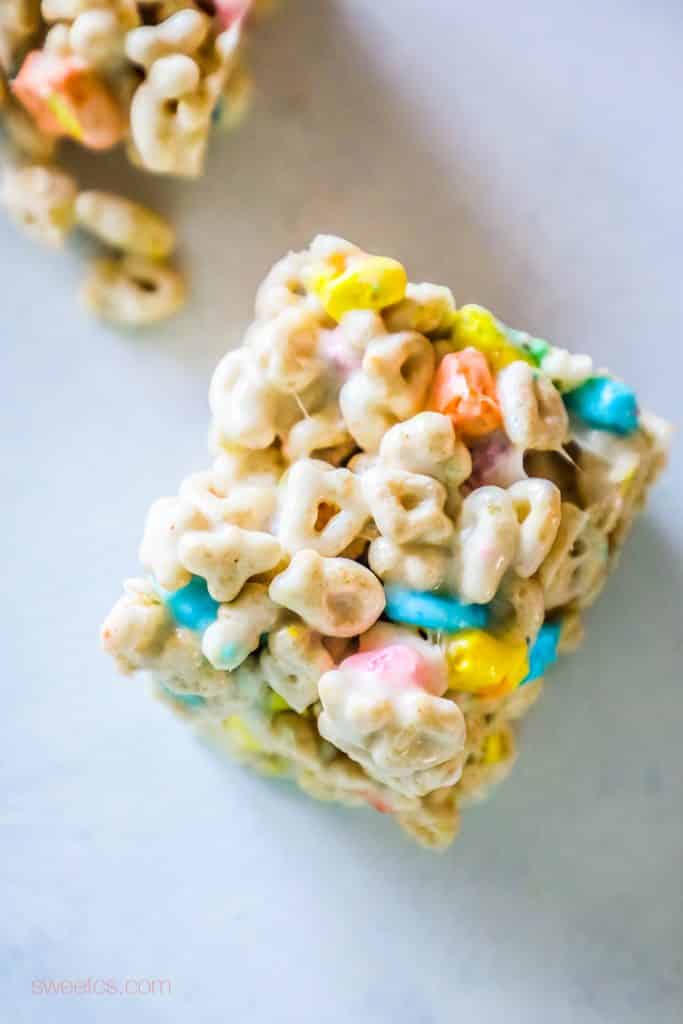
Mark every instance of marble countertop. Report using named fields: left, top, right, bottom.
left=2, top=1, right=682, bottom=1021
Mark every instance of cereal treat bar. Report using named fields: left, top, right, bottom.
left=101, top=236, right=671, bottom=848
left=0, top=1, right=271, bottom=324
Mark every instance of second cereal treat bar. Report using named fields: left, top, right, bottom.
left=101, top=236, right=671, bottom=849
left=0, top=1, right=271, bottom=324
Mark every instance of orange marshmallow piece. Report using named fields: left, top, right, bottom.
left=429, top=347, right=502, bottom=438
left=12, top=51, right=126, bottom=150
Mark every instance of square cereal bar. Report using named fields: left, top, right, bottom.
left=101, top=236, right=671, bottom=849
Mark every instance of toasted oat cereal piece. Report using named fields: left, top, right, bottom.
left=81, top=254, right=185, bottom=325
left=74, top=191, right=175, bottom=259
left=1, top=162, right=76, bottom=245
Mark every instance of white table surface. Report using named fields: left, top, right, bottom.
left=2, top=2, right=682, bottom=1021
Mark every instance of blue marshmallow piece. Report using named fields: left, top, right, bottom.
left=383, top=586, right=490, bottom=633
left=563, top=376, right=639, bottom=435
left=162, top=687, right=206, bottom=708
left=523, top=620, right=562, bottom=684
left=162, top=575, right=220, bottom=632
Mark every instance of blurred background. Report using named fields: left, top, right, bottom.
left=2, top=1, right=682, bottom=1021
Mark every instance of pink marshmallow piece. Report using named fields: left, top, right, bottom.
left=320, top=331, right=364, bottom=380
left=465, top=433, right=527, bottom=491
left=340, top=644, right=442, bottom=695
left=364, top=791, right=393, bottom=814
left=214, top=0, right=252, bottom=29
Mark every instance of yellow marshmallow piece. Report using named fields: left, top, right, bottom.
left=312, top=256, right=407, bottom=321
left=46, top=93, right=84, bottom=141
left=224, top=715, right=263, bottom=753
left=258, top=756, right=288, bottom=778
left=305, top=252, right=347, bottom=295
left=453, top=305, right=535, bottom=372
left=446, top=629, right=529, bottom=696
left=482, top=732, right=510, bottom=764
left=267, top=691, right=291, bottom=714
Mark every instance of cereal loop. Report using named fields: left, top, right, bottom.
left=269, top=550, right=386, bottom=638
left=74, top=191, right=175, bottom=259
left=1, top=163, right=76, bottom=246
left=81, top=255, right=185, bottom=326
